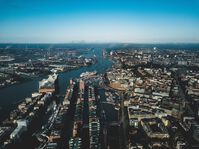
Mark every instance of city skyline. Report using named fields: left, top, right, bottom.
left=0, top=0, right=199, bottom=43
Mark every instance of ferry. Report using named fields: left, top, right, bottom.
left=80, top=71, right=97, bottom=78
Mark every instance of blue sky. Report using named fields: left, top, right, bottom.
left=0, top=0, right=199, bottom=43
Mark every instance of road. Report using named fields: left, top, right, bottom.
left=119, top=92, right=128, bottom=149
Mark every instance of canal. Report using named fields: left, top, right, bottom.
left=0, top=47, right=112, bottom=121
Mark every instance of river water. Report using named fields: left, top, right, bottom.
left=0, top=46, right=112, bottom=121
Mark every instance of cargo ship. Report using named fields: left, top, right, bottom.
left=39, top=73, right=58, bottom=93
left=80, top=71, right=97, bottom=78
